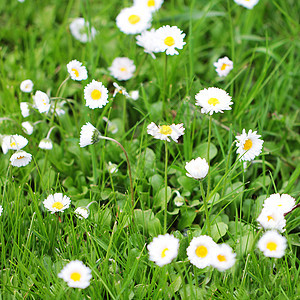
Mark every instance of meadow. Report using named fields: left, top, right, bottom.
left=0, top=0, right=299, bottom=298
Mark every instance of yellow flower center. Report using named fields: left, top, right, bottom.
left=266, top=241, right=277, bottom=251
left=278, top=204, right=282, bottom=207
left=25, top=84, right=30, bottom=89
left=195, top=245, right=208, bottom=258
left=128, top=15, right=141, bottom=25
left=159, top=125, right=172, bottom=135
left=221, top=63, right=228, bottom=71
left=17, top=156, right=25, bottom=160
left=10, top=142, right=16, bottom=147
left=70, top=272, right=81, bottom=281
left=267, top=215, right=274, bottom=222
left=42, top=99, right=47, bottom=105
left=164, top=36, right=175, bottom=47
left=208, top=98, right=220, bottom=106
left=217, top=254, right=227, bottom=262
left=120, top=67, right=127, bottom=72
left=161, top=248, right=169, bottom=258
left=72, top=68, right=79, bottom=77
left=148, top=0, right=155, bottom=6
left=91, top=89, right=101, bottom=100
left=243, top=139, right=253, bottom=151
left=52, top=202, right=64, bottom=210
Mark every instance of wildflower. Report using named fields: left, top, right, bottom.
left=187, top=235, right=217, bottom=269
left=34, top=90, right=51, bottom=113
left=211, top=244, right=236, bottom=271
left=10, top=150, right=32, bottom=167
left=257, top=207, right=286, bottom=232
left=257, top=230, right=287, bottom=258
left=213, top=57, right=233, bottom=77
left=69, top=18, right=97, bottom=43
left=58, top=260, right=92, bottom=289
left=112, top=82, right=130, bottom=98
left=174, top=190, right=185, bottom=207
left=102, top=117, right=118, bottom=134
left=116, top=6, right=152, bottom=35
left=235, top=129, right=263, bottom=161
left=185, top=157, right=209, bottom=180
left=108, top=161, right=118, bottom=174
left=195, top=87, right=233, bottom=115
left=79, top=122, right=101, bottom=147
left=0, top=205, right=2, bottom=216
left=20, top=79, right=33, bottom=93
left=2, top=134, right=28, bottom=151
left=136, top=29, right=161, bottom=59
left=43, top=193, right=71, bottom=214
left=147, top=234, right=179, bottom=267
left=67, top=59, right=88, bottom=81
left=50, top=101, right=66, bottom=116
left=147, top=122, right=185, bottom=143
left=74, top=207, right=90, bottom=219
left=263, top=194, right=296, bottom=214
left=84, top=80, right=109, bottom=109
left=109, top=57, right=136, bottom=81
left=234, top=0, right=259, bottom=9
left=20, top=102, right=30, bottom=118
left=39, top=138, right=53, bottom=150
left=133, top=0, right=164, bottom=12
left=21, top=121, right=34, bottom=135
left=155, top=25, right=186, bottom=55
left=129, top=90, right=139, bottom=100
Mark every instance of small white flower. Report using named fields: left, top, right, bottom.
left=0, top=205, right=3, bottom=216
left=20, top=102, right=30, bottom=118
left=79, top=122, right=101, bottom=147
left=211, top=244, right=236, bottom=271
left=185, top=157, right=209, bottom=180
left=67, top=60, right=88, bottom=81
left=21, top=121, right=34, bottom=135
left=34, top=90, right=51, bottom=113
left=84, top=80, right=109, bottom=109
left=174, top=191, right=185, bottom=207
left=102, top=117, right=119, bottom=134
left=74, top=207, right=90, bottom=219
left=2, top=134, right=28, bottom=151
left=108, top=161, right=118, bottom=174
left=10, top=150, right=32, bottom=167
left=257, top=207, right=286, bottom=232
left=58, top=260, right=92, bottom=289
left=195, top=87, right=233, bottom=115
left=69, top=18, right=97, bottom=43
left=50, top=101, right=66, bottom=116
left=234, top=0, right=259, bottom=9
left=39, top=138, right=53, bottom=150
left=147, top=122, right=185, bottom=143
left=112, top=82, right=130, bottom=98
left=129, top=90, right=139, bottom=100
left=263, top=194, right=295, bottom=214
left=147, top=234, right=179, bottom=267
left=43, top=193, right=71, bottom=214
left=213, top=57, right=233, bottom=77
left=136, top=29, right=161, bottom=59
left=134, top=0, right=164, bottom=12
left=20, top=79, right=34, bottom=93
left=235, top=129, right=264, bottom=161
left=257, top=230, right=287, bottom=258
left=109, top=57, right=136, bottom=81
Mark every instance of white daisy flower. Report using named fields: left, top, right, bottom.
left=234, top=0, right=259, bottom=9
left=10, top=150, right=32, bottom=167
left=109, top=57, right=136, bottom=81
left=0, top=205, right=3, bottom=216
left=195, top=87, right=233, bottom=115
left=20, top=102, right=30, bottom=118
left=50, top=101, right=66, bottom=116
left=39, top=138, right=53, bottom=150
left=112, top=82, right=130, bottom=98
left=33, top=90, right=51, bottom=113
left=108, top=161, right=118, bottom=174
left=67, top=59, right=88, bottom=81
left=129, top=90, right=139, bottom=100
left=134, top=0, right=164, bottom=12
left=213, top=57, right=233, bottom=77
left=69, top=18, right=97, bottom=43
left=43, top=193, right=71, bottom=214
left=0, top=135, right=8, bottom=154
left=256, top=207, right=286, bottom=232
left=84, top=80, right=109, bottom=109
left=20, top=79, right=33, bottom=93
left=263, top=194, right=296, bottom=214
left=185, top=157, right=209, bottom=180
left=136, top=29, right=161, bottom=59
left=155, top=25, right=186, bottom=55
left=74, top=207, right=90, bottom=219
left=58, top=260, right=92, bottom=289
left=2, top=134, right=28, bottom=151
left=257, top=230, right=287, bottom=258
left=102, top=117, right=119, bottom=134
left=147, top=122, right=185, bottom=143
left=186, top=235, right=217, bottom=269
left=211, top=244, right=236, bottom=271
left=174, top=190, right=185, bottom=207
left=235, top=129, right=264, bottom=161
left=21, top=121, right=34, bottom=135
left=116, top=6, right=152, bottom=35
left=79, top=122, right=101, bottom=147
left=147, top=234, right=179, bottom=267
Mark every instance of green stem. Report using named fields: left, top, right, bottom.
left=200, top=181, right=210, bottom=235
left=123, top=96, right=127, bottom=133
left=163, top=55, right=168, bottom=118
left=206, top=115, right=212, bottom=200
left=56, top=76, right=70, bottom=98
left=164, top=140, right=168, bottom=233
left=221, top=142, right=235, bottom=198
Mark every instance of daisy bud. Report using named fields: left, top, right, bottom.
left=185, top=157, right=209, bottom=180
left=79, top=122, right=101, bottom=147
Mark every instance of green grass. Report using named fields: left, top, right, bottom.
left=0, top=0, right=299, bottom=298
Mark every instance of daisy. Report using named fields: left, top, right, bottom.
left=20, top=102, right=30, bottom=118
left=133, top=0, right=164, bottom=13
left=185, top=157, right=209, bottom=180
left=2, top=134, right=28, bottom=151
left=187, top=235, right=217, bottom=269
left=213, top=57, right=233, bottom=77
left=84, top=80, right=109, bottom=109
left=116, top=6, right=152, bottom=35
left=234, top=0, right=259, bottom=9
left=10, top=150, right=32, bottom=167
left=39, top=138, right=53, bottom=150
left=174, top=190, right=185, bottom=207
left=43, top=193, right=71, bottom=214
left=67, top=60, right=88, bottom=81
left=112, top=82, right=130, bottom=98
left=129, top=90, right=139, bottom=100
left=20, top=79, right=33, bottom=93
left=108, top=161, right=118, bottom=174
left=195, top=87, right=233, bottom=115
left=0, top=205, right=3, bottom=216
left=21, top=121, right=34, bottom=135
left=69, top=18, right=97, bottom=43
left=147, top=234, right=179, bottom=267
left=155, top=25, right=186, bottom=55
left=79, top=122, right=101, bottom=147
left=58, top=260, right=92, bottom=289
left=109, top=57, right=136, bottom=81
left=50, top=101, right=66, bottom=116
left=136, top=29, right=161, bottom=59
left=211, top=244, right=236, bottom=271
left=74, top=207, right=90, bottom=219
left=257, top=230, right=287, bottom=258
left=263, top=194, right=296, bottom=214
left=0, top=135, right=9, bottom=154
left=256, top=207, right=286, bottom=232
left=34, top=90, right=51, bottom=113
left=147, top=122, right=185, bottom=143
left=235, top=129, right=264, bottom=161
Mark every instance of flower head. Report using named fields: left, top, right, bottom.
left=185, top=157, right=209, bottom=180
left=2, top=134, right=28, bottom=151
left=234, top=0, right=259, bottom=9
left=79, top=122, right=101, bottom=147
left=20, top=102, right=30, bottom=118
left=136, top=29, right=161, bottom=59
left=147, top=122, right=185, bottom=143
left=69, top=18, right=97, bottom=43
left=263, top=194, right=295, bottom=214
left=112, top=82, right=130, bottom=98
left=109, top=57, right=136, bottom=81
left=74, top=207, right=90, bottom=219
left=20, top=79, right=33, bottom=93
left=129, top=90, right=139, bottom=100
left=211, top=244, right=236, bottom=271
left=22, top=121, right=34, bottom=135
left=34, top=90, right=51, bottom=113
left=67, top=60, right=88, bottom=81
left=39, top=138, right=53, bottom=150
left=0, top=205, right=3, bottom=216
left=108, top=161, right=119, bottom=174
left=43, top=193, right=71, bottom=214
left=133, top=0, right=164, bottom=12
left=10, top=150, right=32, bottom=167
left=174, top=191, right=185, bottom=207
left=84, top=80, right=109, bottom=109
left=257, top=207, right=286, bottom=232
left=213, top=57, right=233, bottom=77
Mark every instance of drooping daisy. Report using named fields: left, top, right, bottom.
left=213, top=57, right=233, bottom=77
left=43, top=193, right=71, bottom=214
left=185, top=157, right=209, bottom=180
left=234, top=0, right=259, bottom=9
left=155, top=25, right=186, bottom=55
left=133, top=0, right=164, bottom=13
left=102, top=117, right=119, bottom=134
left=58, top=260, right=92, bottom=289
left=69, top=18, right=97, bottom=43
left=74, top=207, right=90, bottom=219
left=67, top=60, right=88, bottom=81
left=116, top=6, right=152, bottom=35
left=147, top=122, right=185, bottom=143
left=79, top=122, right=101, bottom=147
left=84, top=80, right=109, bottom=109
left=136, top=29, right=161, bottom=59
left=211, top=244, right=236, bottom=271
left=39, top=138, right=53, bottom=150
left=187, top=235, right=217, bottom=269
left=20, top=102, right=30, bottom=118
left=108, top=161, right=118, bottom=174
left=109, top=57, right=136, bottom=81
left=50, top=101, right=66, bottom=116
left=147, top=234, right=179, bottom=267
left=21, top=121, right=34, bottom=135
left=112, top=82, right=130, bottom=98
left=129, top=90, right=139, bottom=100
left=235, top=129, right=264, bottom=161
left=2, top=134, right=28, bottom=151
left=34, top=90, right=51, bottom=113
left=256, top=207, right=286, bottom=232
left=20, top=79, right=34, bottom=93
left=0, top=205, right=3, bottom=216
left=174, top=190, right=185, bottom=207
left=195, top=87, right=233, bottom=115
left=10, top=150, right=32, bottom=167
left=263, top=194, right=296, bottom=214
left=257, top=230, right=287, bottom=258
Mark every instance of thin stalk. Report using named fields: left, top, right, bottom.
left=200, top=181, right=210, bottom=235
left=164, top=140, right=168, bottom=233
left=163, top=55, right=168, bottom=118
left=221, top=142, right=235, bottom=197
left=56, top=76, right=70, bottom=98
left=123, top=96, right=127, bottom=133
left=206, top=115, right=212, bottom=200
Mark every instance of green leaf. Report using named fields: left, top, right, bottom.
left=178, top=208, right=197, bottom=230
left=193, top=142, right=217, bottom=161
left=155, top=186, right=172, bottom=208
left=211, top=222, right=228, bottom=242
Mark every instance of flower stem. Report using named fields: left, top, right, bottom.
left=56, top=76, right=70, bottom=98
left=206, top=115, right=212, bottom=198
left=164, top=140, right=168, bottom=233
left=200, top=181, right=210, bottom=235
left=163, top=55, right=168, bottom=119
